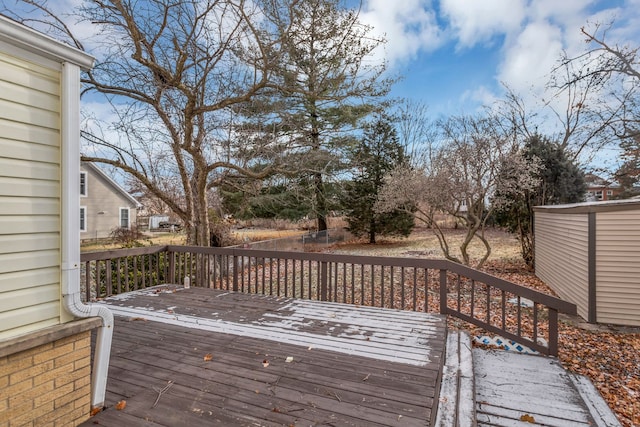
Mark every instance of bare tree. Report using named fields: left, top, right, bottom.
left=4, top=0, right=298, bottom=246
left=376, top=114, right=538, bottom=268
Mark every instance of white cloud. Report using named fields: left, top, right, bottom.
left=440, top=0, right=527, bottom=48
left=360, top=0, right=443, bottom=67
left=461, top=85, right=499, bottom=111
left=498, top=20, right=563, bottom=96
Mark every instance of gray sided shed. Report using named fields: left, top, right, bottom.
left=534, top=199, right=640, bottom=326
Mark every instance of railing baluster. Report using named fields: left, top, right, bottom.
left=381, top=265, right=385, bottom=308
left=423, top=268, right=428, bottom=312
left=439, top=269, right=447, bottom=314
left=501, top=290, right=506, bottom=330
left=276, top=258, right=281, bottom=296
left=84, top=261, right=91, bottom=302
left=517, top=296, right=522, bottom=337
left=486, top=283, right=491, bottom=325
left=370, top=265, right=374, bottom=307
left=533, top=303, right=538, bottom=343
left=95, top=262, right=101, bottom=298
left=456, top=274, right=461, bottom=312
left=549, top=309, right=559, bottom=356
left=401, top=267, right=405, bottom=310
left=470, top=279, right=475, bottom=318
left=390, top=266, right=394, bottom=309
left=106, top=260, right=112, bottom=296
left=360, top=264, right=365, bottom=306
left=141, top=255, right=146, bottom=289
left=350, top=263, right=355, bottom=305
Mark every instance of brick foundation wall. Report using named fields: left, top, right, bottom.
left=0, top=318, right=101, bottom=427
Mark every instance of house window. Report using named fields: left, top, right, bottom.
left=80, top=171, right=87, bottom=196
left=595, top=190, right=603, bottom=200
left=606, top=190, right=613, bottom=196
left=80, top=207, right=87, bottom=231
left=120, top=208, right=130, bottom=229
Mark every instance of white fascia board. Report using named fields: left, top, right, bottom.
left=0, top=15, right=94, bottom=69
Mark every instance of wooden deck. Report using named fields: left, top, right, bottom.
left=81, top=285, right=447, bottom=426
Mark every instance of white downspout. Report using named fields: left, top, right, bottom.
left=60, top=61, right=114, bottom=409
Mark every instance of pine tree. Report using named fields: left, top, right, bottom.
left=345, top=116, right=414, bottom=243
left=495, top=134, right=586, bottom=267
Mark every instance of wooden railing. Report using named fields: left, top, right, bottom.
left=81, top=245, right=577, bottom=356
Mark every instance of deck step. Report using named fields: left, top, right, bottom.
left=435, top=332, right=621, bottom=427
left=434, top=330, right=476, bottom=427
left=473, top=347, right=621, bottom=427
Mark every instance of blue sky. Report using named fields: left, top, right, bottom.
left=360, top=0, right=639, bottom=117
left=354, top=0, right=640, bottom=171
left=29, top=0, right=639, bottom=172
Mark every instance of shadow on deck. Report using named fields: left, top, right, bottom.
left=82, top=286, right=446, bottom=426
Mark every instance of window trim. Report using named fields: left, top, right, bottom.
left=80, top=171, right=87, bottom=197
left=80, top=206, right=87, bottom=232
left=119, top=207, right=130, bottom=229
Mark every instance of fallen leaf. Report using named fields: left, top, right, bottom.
left=115, top=400, right=127, bottom=411
left=203, top=353, right=213, bottom=362
left=285, top=356, right=293, bottom=363
left=520, top=414, right=535, bottom=423
left=262, top=359, right=270, bottom=368
left=90, top=407, right=102, bottom=416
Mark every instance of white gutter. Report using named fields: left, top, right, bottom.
left=61, top=61, right=114, bottom=409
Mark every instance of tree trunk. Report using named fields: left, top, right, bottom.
left=314, top=171, right=328, bottom=231
left=187, top=168, right=211, bottom=246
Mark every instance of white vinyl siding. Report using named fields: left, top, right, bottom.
left=595, top=211, right=640, bottom=326
left=535, top=212, right=590, bottom=320
left=0, top=50, right=62, bottom=339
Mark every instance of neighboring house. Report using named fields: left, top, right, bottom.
left=0, top=15, right=113, bottom=426
left=80, top=161, right=140, bottom=240
left=584, top=173, right=622, bottom=201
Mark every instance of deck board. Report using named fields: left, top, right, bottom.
left=82, top=285, right=446, bottom=426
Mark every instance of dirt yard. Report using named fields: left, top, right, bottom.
left=329, top=227, right=640, bottom=427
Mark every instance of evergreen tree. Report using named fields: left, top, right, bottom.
left=345, top=116, right=414, bottom=243
left=495, top=134, right=586, bottom=267
left=252, top=0, right=392, bottom=231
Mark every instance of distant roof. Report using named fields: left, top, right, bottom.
left=81, top=162, right=141, bottom=208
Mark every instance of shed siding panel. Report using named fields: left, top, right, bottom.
left=0, top=50, right=61, bottom=339
left=535, top=212, right=590, bottom=320
left=595, top=211, right=640, bottom=326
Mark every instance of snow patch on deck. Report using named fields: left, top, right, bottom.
left=99, top=289, right=443, bottom=367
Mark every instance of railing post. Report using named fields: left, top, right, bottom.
left=548, top=309, right=559, bottom=356
left=320, top=261, right=328, bottom=301
left=106, top=260, right=112, bottom=296
left=168, top=250, right=176, bottom=285
left=84, top=261, right=91, bottom=302
left=233, top=256, right=239, bottom=292
left=439, top=269, right=448, bottom=314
